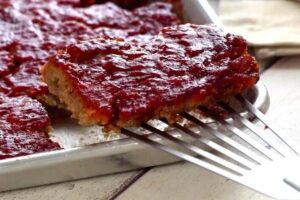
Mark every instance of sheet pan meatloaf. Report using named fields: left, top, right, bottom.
left=0, top=0, right=179, bottom=158
left=0, top=0, right=179, bottom=99
left=43, top=24, right=259, bottom=130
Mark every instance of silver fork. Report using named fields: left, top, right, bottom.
left=121, top=93, right=300, bottom=200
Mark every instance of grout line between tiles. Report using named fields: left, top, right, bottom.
left=109, top=168, right=151, bottom=200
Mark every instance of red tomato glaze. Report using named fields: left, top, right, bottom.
left=0, top=0, right=179, bottom=97
left=0, top=94, right=60, bottom=159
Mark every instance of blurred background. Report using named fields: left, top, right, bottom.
left=210, top=0, right=300, bottom=67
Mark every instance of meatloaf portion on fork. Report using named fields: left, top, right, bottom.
left=42, top=24, right=259, bottom=130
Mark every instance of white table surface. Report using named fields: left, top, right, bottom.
left=2, top=3, right=300, bottom=200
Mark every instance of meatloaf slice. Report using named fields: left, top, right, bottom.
left=42, top=24, right=259, bottom=130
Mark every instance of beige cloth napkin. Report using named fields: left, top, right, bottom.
left=219, top=0, right=300, bottom=59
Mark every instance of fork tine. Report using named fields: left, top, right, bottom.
left=181, top=112, right=266, bottom=164
left=218, top=101, right=288, bottom=157
left=199, top=107, right=278, bottom=161
left=141, top=123, right=247, bottom=175
left=121, top=128, right=241, bottom=179
left=159, top=119, right=255, bottom=170
left=236, top=95, right=300, bottom=155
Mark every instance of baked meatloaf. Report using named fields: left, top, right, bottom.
left=42, top=24, right=259, bottom=130
left=0, top=0, right=180, bottom=158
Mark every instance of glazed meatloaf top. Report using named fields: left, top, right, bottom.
left=43, top=24, right=259, bottom=130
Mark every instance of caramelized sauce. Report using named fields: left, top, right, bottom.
left=51, top=24, right=258, bottom=124
left=0, top=0, right=179, bottom=97
left=0, top=94, right=60, bottom=159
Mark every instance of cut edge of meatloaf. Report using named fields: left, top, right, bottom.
left=42, top=62, right=108, bottom=126
left=42, top=55, right=258, bottom=131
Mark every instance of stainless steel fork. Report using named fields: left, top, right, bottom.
left=121, top=92, right=300, bottom=200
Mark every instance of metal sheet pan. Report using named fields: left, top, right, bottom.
left=0, top=0, right=270, bottom=192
